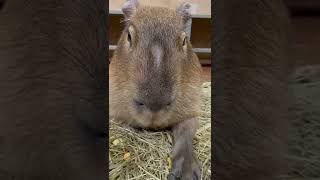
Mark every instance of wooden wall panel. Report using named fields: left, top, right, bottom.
left=109, top=14, right=124, bottom=46
left=190, top=18, right=211, bottom=48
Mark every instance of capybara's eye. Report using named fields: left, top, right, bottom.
left=127, top=32, right=132, bottom=46
left=182, top=37, right=186, bottom=46
left=181, top=32, right=187, bottom=48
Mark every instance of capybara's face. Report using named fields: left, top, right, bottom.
left=119, top=7, right=189, bottom=127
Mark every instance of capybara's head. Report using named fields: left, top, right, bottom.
left=111, top=0, right=197, bottom=127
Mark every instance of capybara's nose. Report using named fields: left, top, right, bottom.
left=134, top=98, right=172, bottom=112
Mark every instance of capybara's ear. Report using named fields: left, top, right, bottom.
left=176, top=2, right=192, bottom=39
left=122, top=0, right=139, bottom=20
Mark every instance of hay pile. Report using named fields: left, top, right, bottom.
left=109, top=82, right=211, bottom=180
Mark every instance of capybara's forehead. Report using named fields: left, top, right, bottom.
left=130, top=6, right=183, bottom=35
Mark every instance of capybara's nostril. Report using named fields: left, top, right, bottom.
left=166, top=99, right=174, bottom=107
left=134, top=99, right=145, bottom=107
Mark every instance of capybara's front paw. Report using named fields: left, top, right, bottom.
left=168, top=155, right=200, bottom=180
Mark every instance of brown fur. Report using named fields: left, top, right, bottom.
left=109, top=1, right=202, bottom=179
left=0, top=0, right=107, bottom=179
left=213, top=0, right=292, bottom=179
left=109, top=5, right=201, bottom=130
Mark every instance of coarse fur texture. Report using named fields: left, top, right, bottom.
left=286, top=65, right=320, bottom=179
left=0, top=0, right=107, bottom=179
left=213, top=0, right=292, bottom=180
left=109, top=0, right=202, bottom=179
left=109, top=5, right=201, bottom=130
